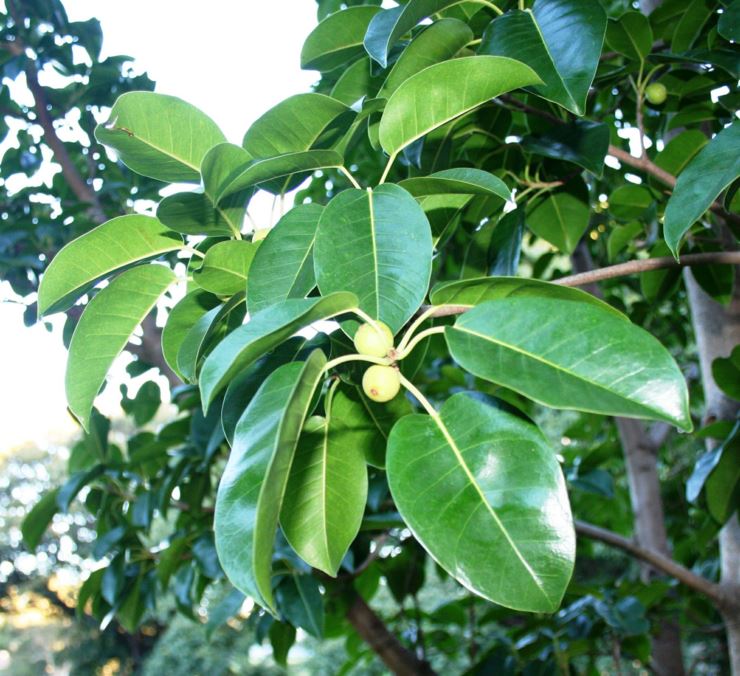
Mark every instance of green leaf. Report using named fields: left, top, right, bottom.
left=719, top=0, right=740, bottom=42
left=221, top=338, right=308, bottom=445
left=193, top=240, right=258, bottom=296
left=609, top=184, right=653, bottom=221
left=526, top=190, right=590, bottom=254
left=377, top=18, right=473, bottom=99
left=606, top=11, right=653, bottom=62
left=177, top=293, right=246, bottom=383
left=653, top=129, right=707, bottom=180
left=38, top=215, right=181, bottom=316
left=479, top=2, right=607, bottom=115
left=399, top=168, right=511, bottom=201
left=445, top=297, right=692, bottom=430
left=209, top=148, right=344, bottom=202
left=314, top=185, right=432, bottom=334
left=22, top=488, right=60, bottom=550
left=387, top=392, right=574, bottom=612
left=713, top=345, right=740, bottom=401
left=243, top=93, right=352, bottom=158
left=330, top=57, right=378, bottom=105
left=247, top=204, right=323, bottom=315
left=672, top=0, right=714, bottom=53
left=521, top=120, right=609, bottom=176
left=199, top=293, right=357, bottom=411
left=269, top=622, right=296, bottom=666
left=379, top=56, right=541, bottom=156
left=365, top=2, right=475, bottom=69
left=214, top=352, right=327, bottom=612
left=66, top=265, right=176, bottom=430
left=664, top=122, right=740, bottom=256
left=161, top=290, right=221, bottom=381
left=94, top=92, right=226, bottom=182
left=301, top=6, right=382, bottom=71
left=687, top=420, right=739, bottom=505
left=201, top=143, right=253, bottom=201
left=281, top=393, right=368, bottom=576
left=430, top=276, right=625, bottom=319
left=275, top=575, right=325, bottom=638
left=705, top=435, right=740, bottom=524
left=607, top=222, right=644, bottom=262
left=156, top=191, right=244, bottom=238
left=206, top=588, right=245, bottom=638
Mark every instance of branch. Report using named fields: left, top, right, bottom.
left=424, top=251, right=740, bottom=318
left=346, top=595, right=437, bottom=675
left=575, top=519, right=730, bottom=610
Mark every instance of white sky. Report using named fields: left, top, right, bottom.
left=1, top=1, right=321, bottom=449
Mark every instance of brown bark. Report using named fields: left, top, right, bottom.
left=346, top=595, right=437, bottom=675
left=685, top=269, right=740, bottom=673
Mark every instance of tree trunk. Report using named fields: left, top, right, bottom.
left=685, top=269, right=740, bottom=673
left=572, top=243, right=686, bottom=674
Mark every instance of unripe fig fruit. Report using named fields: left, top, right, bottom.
left=354, top=321, right=394, bottom=357
left=362, top=365, right=401, bottom=403
left=252, top=227, right=271, bottom=242
left=645, top=82, right=667, bottom=105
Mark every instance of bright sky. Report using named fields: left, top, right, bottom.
left=0, top=1, right=321, bottom=449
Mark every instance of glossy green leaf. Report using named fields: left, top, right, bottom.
left=672, top=0, right=713, bottom=53
left=377, top=18, right=473, bottom=98
left=364, top=1, right=474, bottom=69
left=275, top=575, right=324, bottom=638
left=269, top=622, right=296, bottom=666
left=609, top=184, right=653, bottom=221
left=653, top=129, right=707, bottom=180
left=399, top=168, right=511, bottom=201
left=214, top=352, right=327, bottom=612
left=156, top=191, right=244, bottom=238
left=607, top=222, right=644, bottom=262
left=479, top=2, right=607, bottom=115
left=221, top=337, right=308, bottom=445
left=330, top=57, right=377, bottom=105
left=705, top=436, right=740, bottom=524
left=664, top=122, right=740, bottom=255
left=387, top=392, right=574, bottom=612
left=22, top=488, right=60, bottom=550
left=193, top=240, right=258, bottom=296
left=379, top=56, right=541, bottom=156
left=199, top=292, right=357, bottom=411
left=605, top=11, right=653, bottom=61
left=280, top=392, right=368, bottom=576
left=526, top=190, right=589, bottom=254
left=687, top=421, right=739, bottom=506
left=94, top=92, right=226, bottom=182
left=247, top=204, right=323, bottom=314
left=718, top=0, right=740, bottom=42
left=201, top=143, right=253, bottom=201
left=162, top=290, right=220, bottom=381
left=314, top=185, right=432, bottom=334
left=243, top=93, right=352, bottom=158
left=430, top=276, right=625, bottom=319
left=712, top=345, right=740, bottom=401
left=66, top=265, right=176, bottom=430
left=521, top=120, right=609, bottom=176
left=177, top=293, right=245, bottom=383
left=212, top=149, right=344, bottom=202
left=445, top=297, right=692, bottom=430
left=38, top=215, right=181, bottom=316
left=301, top=6, right=382, bottom=71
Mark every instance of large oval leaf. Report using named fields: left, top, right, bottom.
left=526, top=189, right=590, bottom=254
left=314, top=185, right=433, bottom=334
left=280, top=389, right=368, bottom=576
left=479, top=1, right=607, bottom=115
left=664, top=122, right=740, bottom=256
left=387, top=392, right=574, bottom=612
left=157, top=191, right=244, bottom=238
left=399, top=168, right=511, bottom=201
left=301, top=6, right=382, bottom=71
left=445, top=297, right=692, bottom=430
left=247, top=204, right=323, bottom=315
left=38, top=215, right=181, bottom=317
left=379, top=56, right=541, bottom=156
left=94, top=92, right=226, bottom=182
left=199, top=292, right=357, bottom=411
left=377, top=18, right=474, bottom=98
left=215, top=351, right=327, bottom=612
left=66, top=264, right=176, bottom=430
left=161, top=290, right=221, bottom=381
left=243, top=93, right=352, bottom=158
left=430, top=276, right=625, bottom=319
left=364, top=1, right=476, bottom=68
left=192, top=240, right=258, bottom=297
